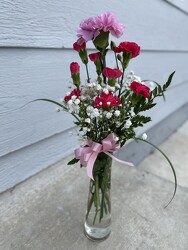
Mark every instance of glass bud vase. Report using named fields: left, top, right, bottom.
left=84, top=152, right=112, bottom=241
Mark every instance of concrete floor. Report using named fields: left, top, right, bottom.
left=0, top=121, right=188, bottom=250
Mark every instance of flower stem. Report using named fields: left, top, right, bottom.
left=100, top=187, right=105, bottom=222
left=135, top=137, right=177, bottom=208
left=103, top=55, right=107, bottom=84
left=114, top=52, right=119, bottom=69
left=93, top=175, right=100, bottom=225
left=85, top=63, right=90, bottom=83
left=118, top=68, right=126, bottom=97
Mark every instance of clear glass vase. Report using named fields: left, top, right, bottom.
left=84, top=152, right=112, bottom=241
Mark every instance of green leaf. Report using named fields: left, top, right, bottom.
left=33, top=98, right=80, bottom=122
left=135, top=137, right=177, bottom=208
left=157, top=85, right=162, bottom=93
left=152, top=87, right=157, bottom=97
left=33, top=98, right=68, bottom=111
left=163, top=71, right=175, bottom=90
left=110, top=41, right=116, bottom=50
left=132, top=115, right=151, bottom=126
left=67, top=158, right=79, bottom=165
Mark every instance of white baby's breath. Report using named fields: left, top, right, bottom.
left=85, top=118, right=91, bottom=123
left=125, top=120, right=132, bottom=128
left=114, top=110, right=120, bottom=117
left=106, top=112, right=112, bottom=119
left=142, top=133, right=147, bottom=140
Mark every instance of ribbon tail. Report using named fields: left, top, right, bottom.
left=86, top=152, right=98, bottom=180
left=105, top=152, right=134, bottom=167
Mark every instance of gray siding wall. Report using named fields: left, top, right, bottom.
left=0, top=0, right=188, bottom=193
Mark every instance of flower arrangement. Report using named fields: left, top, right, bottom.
left=36, top=12, right=176, bottom=240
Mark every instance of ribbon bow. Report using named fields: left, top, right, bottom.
left=74, top=133, right=134, bottom=180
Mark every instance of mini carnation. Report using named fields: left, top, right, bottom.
left=77, top=12, right=125, bottom=45
left=125, top=120, right=132, bottom=128
left=114, top=110, right=120, bottom=117
left=107, top=102, right=111, bottom=106
left=142, top=133, right=147, bottom=140
left=130, top=81, right=150, bottom=99
left=106, top=112, right=112, bottom=119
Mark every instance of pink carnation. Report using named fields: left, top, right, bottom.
left=70, top=62, right=80, bottom=74
left=130, top=81, right=150, bottom=99
left=89, top=52, right=101, bottom=62
left=103, top=67, right=122, bottom=79
left=77, top=12, right=125, bottom=45
left=64, top=89, right=81, bottom=102
left=114, top=41, right=140, bottom=58
left=94, top=92, right=121, bottom=109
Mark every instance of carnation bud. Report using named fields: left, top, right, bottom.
left=70, top=62, right=80, bottom=86
left=70, top=62, right=80, bottom=74
left=73, top=42, right=86, bottom=52
left=110, top=41, right=116, bottom=50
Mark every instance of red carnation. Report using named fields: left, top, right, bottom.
left=102, top=67, right=122, bottom=79
left=113, top=41, right=140, bottom=58
left=130, top=81, right=150, bottom=98
left=94, top=92, right=121, bottom=109
left=73, top=41, right=86, bottom=52
left=64, top=88, right=81, bottom=102
left=89, top=52, right=101, bottom=62
left=70, top=62, right=80, bottom=74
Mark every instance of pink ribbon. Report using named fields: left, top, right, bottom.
left=74, top=133, right=134, bottom=180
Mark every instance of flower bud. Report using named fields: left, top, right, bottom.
left=73, top=41, right=86, bottom=52
left=70, top=62, right=80, bottom=74
left=70, top=62, right=80, bottom=86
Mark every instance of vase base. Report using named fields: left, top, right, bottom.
left=84, top=222, right=111, bottom=241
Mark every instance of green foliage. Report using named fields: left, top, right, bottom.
left=67, top=158, right=79, bottom=165
left=163, top=71, right=175, bottom=91
left=132, top=115, right=151, bottom=127
left=93, top=30, right=109, bottom=51
left=33, top=99, right=68, bottom=111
